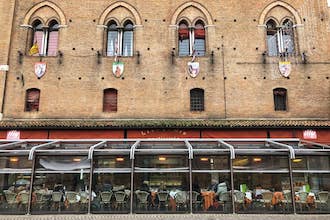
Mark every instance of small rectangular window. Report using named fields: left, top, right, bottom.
left=190, top=89, right=204, bottom=111
left=103, top=89, right=118, bottom=112
left=273, top=89, right=287, bottom=111
left=25, top=89, right=40, bottom=112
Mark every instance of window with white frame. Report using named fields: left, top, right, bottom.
left=266, top=19, right=295, bottom=56
left=178, top=20, right=206, bottom=56
left=31, top=19, right=59, bottom=56
left=106, top=20, right=134, bottom=57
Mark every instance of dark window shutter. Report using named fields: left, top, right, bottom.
left=103, top=89, right=118, bottom=112
left=273, top=88, right=287, bottom=111
left=25, top=89, right=40, bottom=112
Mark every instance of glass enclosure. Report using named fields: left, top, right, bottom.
left=0, top=139, right=328, bottom=215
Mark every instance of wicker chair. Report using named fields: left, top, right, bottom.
left=100, top=191, right=112, bottom=210
left=135, top=191, right=149, bottom=211
left=4, top=192, right=18, bottom=209
left=315, top=191, right=329, bottom=211
left=114, top=191, right=127, bottom=211
left=157, top=191, right=169, bottom=210
left=175, top=191, right=187, bottom=211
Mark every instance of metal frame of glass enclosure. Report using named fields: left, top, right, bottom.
left=0, top=138, right=328, bottom=215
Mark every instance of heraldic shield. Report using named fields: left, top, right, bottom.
left=279, top=61, right=292, bottom=78
left=34, top=62, right=47, bottom=78
left=187, top=62, right=200, bottom=78
left=112, top=62, right=124, bottom=78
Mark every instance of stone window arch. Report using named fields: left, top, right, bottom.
left=105, top=19, right=134, bottom=57
left=171, top=2, right=214, bottom=57
left=259, top=1, right=302, bottom=57
left=23, top=1, right=66, bottom=56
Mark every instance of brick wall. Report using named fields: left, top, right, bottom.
left=1, top=0, right=329, bottom=120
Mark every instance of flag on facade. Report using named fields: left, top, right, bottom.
left=29, top=43, right=39, bottom=56
left=114, top=39, right=119, bottom=62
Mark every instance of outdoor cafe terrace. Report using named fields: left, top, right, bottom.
left=0, top=138, right=328, bottom=215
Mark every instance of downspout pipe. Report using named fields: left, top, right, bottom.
left=1, top=0, right=18, bottom=118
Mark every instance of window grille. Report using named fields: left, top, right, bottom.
left=273, top=88, right=287, bottom=111
left=190, top=88, right=204, bottom=111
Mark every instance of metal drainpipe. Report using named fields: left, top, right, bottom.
left=1, top=0, right=18, bottom=116
left=230, top=158, right=235, bottom=214
left=88, top=157, right=94, bottom=214
left=221, top=42, right=227, bottom=118
left=189, top=158, right=193, bottom=214
left=288, top=156, right=296, bottom=214
left=130, top=158, right=134, bottom=214
left=27, top=154, right=36, bottom=215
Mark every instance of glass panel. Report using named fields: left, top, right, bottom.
left=233, top=155, right=289, bottom=171
left=94, top=156, right=130, bottom=168
left=107, top=31, right=118, bottom=56
left=0, top=173, right=32, bottom=214
left=31, top=173, right=89, bottom=214
left=194, top=39, right=205, bottom=56
left=179, top=38, right=189, bottom=56
left=292, top=156, right=330, bottom=171
left=0, top=156, right=32, bottom=169
left=233, top=173, right=292, bottom=214
left=135, top=155, right=188, bottom=169
left=267, top=35, right=278, bottom=56
left=192, top=155, right=229, bottom=170
left=192, top=173, right=232, bottom=213
left=91, top=173, right=131, bottom=214
left=133, top=172, right=189, bottom=213
left=36, top=156, right=90, bottom=171
left=293, top=173, right=330, bottom=213
left=122, top=30, right=133, bottom=56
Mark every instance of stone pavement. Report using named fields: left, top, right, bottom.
left=0, top=215, right=329, bottom=220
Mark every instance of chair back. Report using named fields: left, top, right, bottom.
left=100, top=191, right=112, bottom=203
left=234, top=191, right=245, bottom=202
left=66, top=191, right=78, bottom=203
left=191, top=191, right=200, bottom=203
left=136, top=191, right=149, bottom=203
left=52, top=191, right=62, bottom=202
left=20, top=192, right=30, bottom=204
left=262, top=191, right=273, bottom=201
left=114, top=191, right=126, bottom=202
left=284, top=191, right=292, bottom=201
left=80, top=191, right=89, bottom=204
left=219, top=191, right=231, bottom=202
left=318, top=191, right=329, bottom=202
left=157, top=191, right=169, bottom=202
left=175, top=191, right=187, bottom=204
left=298, top=191, right=308, bottom=202
left=5, top=192, right=17, bottom=204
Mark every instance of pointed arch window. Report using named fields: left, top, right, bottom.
left=190, top=88, right=204, bottom=111
left=273, top=88, right=287, bottom=111
left=31, top=19, right=59, bottom=56
left=266, top=18, right=295, bottom=56
left=178, top=20, right=206, bottom=57
left=266, top=19, right=278, bottom=56
left=103, top=89, right=118, bottom=112
left=25, top=88, right=40, bottom=112
left=106, top=20, right=134, bottom=57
